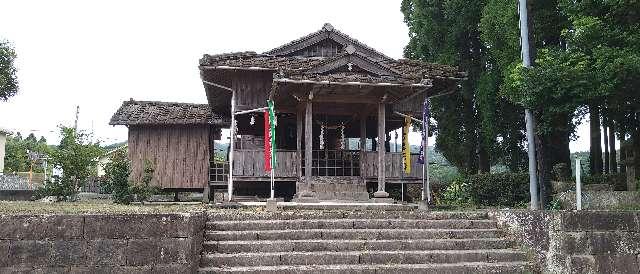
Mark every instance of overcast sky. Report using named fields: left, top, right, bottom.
left=0, top=0, right=598, bottom=152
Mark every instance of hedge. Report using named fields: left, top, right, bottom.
left=464, top=172, right=529, bottom=207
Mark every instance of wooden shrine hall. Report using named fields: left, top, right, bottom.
left=111, top=23, right=465, bottom=202
left=200, top=23, right=465, bottom=202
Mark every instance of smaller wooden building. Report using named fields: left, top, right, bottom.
left=109, top=100, right=228, bottom=190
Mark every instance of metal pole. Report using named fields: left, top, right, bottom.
left=424, top=119, right=431, bottom=203
left=519, top=0, right=540, bottom=210
left=228, top=90, right=236, bottom=202
left=576, top=158, right=582, bottom=210
left=270, top=169, right=275, bottom=199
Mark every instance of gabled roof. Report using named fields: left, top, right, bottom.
left=109, top=100, right=229, bottom=126
left=199, top=50, right=465, bottom=85
left=265, top=23, right=393, bottom=61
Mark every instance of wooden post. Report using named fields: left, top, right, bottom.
left=374, top=102, right=389, bottom=198
left=297, top=107, right=303, bottom=180
left=360, top=116, right=366, bottom=182
left=227, top=89, right=236, bottom=201
left=305, top=99, right=313, bottom=190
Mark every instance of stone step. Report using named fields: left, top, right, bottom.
left=204, top=238, right=514, bottom=253
left=200, top=249, right=528, bottom=268
left=206, top=219, right=498, bottom=231
left=198, top=261, right=533, bottom=274
left=205, top=228, right=503, bottom=241
left=207, top=210, right=489, bottom=221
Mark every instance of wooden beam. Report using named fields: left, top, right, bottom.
left=305, top=99, right=313, bottom=187
left=296, top=106, right=303, bottom=180
left=374, top=101, right=389, bottom=198
left=360, top=115, right=366, bottom=183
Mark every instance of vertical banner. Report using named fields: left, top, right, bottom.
left=417, top=99, right=430, bottom=164
left=263, top=111, right=272, bottom=172
left=267, top=100, right=277, bottom=168
left=402, top=116, right=411, bottom=174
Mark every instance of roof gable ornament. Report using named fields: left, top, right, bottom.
left=306, top=51, right=400, bottom=76
left=322, top=23, right=334, bottom=32
left=265, top=23, right=393, bottom=61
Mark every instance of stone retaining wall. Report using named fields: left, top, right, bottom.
left=489, top=210, right=640, bottom=273
left=0, top=212, right=205, bottom=273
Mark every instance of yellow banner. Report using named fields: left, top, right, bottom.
left=402, top=117, right=411, bottom=174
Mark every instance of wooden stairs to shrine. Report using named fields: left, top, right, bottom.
left=198, top=211, right=534, bottom=273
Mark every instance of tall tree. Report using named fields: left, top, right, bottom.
left=0, top=39, right=18, bottom=101
left=402, top=0, right=526, bottom=174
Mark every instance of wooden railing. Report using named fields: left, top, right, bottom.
left=210, top=150, right=422, bottom=183
left=362, top=152, right=423, bottom=179
left=302, top=150, right=360, bottom=177
left=231, top=150, right=298, bottom=177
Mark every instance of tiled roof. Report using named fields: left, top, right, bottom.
left=199, top=52, right=326, bottom=72
left=109, top=100, right=229, bottom=126
left=200, top=52, right=465, bottom=84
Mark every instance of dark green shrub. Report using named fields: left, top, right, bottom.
left=582, top=173, right=626, bottom=190
left=440, top=178, right=472, bottom=206
left=465, top=172, right=529, bottom=207
left=105, top=149, right=158, bottom=204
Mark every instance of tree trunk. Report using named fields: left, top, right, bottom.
left=537, top=112, right=572, bottom=208
left=589, top=105, right=603, bottom=175
left=477, top=134, right=491, bottom=174
left=609, top=119, right=618, bottom=173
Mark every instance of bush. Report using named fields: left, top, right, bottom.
left=105, top=149, right=158, bottom=204
left=36, top=127, right=103, bottom=201
left=582, top=173, right=626, bottom=190
left=465, top=172, right=529, bottom=207
left=440, top=177, right=472, bottom=206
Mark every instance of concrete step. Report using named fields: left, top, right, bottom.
left=204, top=238, right=514, bottom=253
left=199, top=261, right=533, bottom=274
left=206, top=219, right=498, bottom=231
left=205, top=228, right=503, bottom=241
left=207, top=210, right=489, bottom=221
left=200, top=249, right=528, bottom=267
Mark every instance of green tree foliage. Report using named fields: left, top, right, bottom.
left=501, top=0, right=640, bottom=177
left=3, top=133, right=50, bottom=173
left=38, top=127, right=103, bottom=200
left=105, top=149, right=158, bottom=204
left=0, top=40, right=18, bottom=101
left=401, top=0, right=528, bottom=174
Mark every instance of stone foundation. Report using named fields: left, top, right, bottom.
left=0, top=213, right=205, bottom=273
left=296, top=176, right=369, bottom=201
left=555, top=191, right=640, bottom=210
left=489, top=210, right=640, bottom=273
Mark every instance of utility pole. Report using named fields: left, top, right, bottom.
left=74, top=106, right=80, bottom=131
left=518, top=0, right=540, bottom=210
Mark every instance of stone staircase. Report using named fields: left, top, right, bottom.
left=199, top=211, right=533, bottom=273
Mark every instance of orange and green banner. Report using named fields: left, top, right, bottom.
left=263, top=100, right=276, bottom=171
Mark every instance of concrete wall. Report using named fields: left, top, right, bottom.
left=0, top=212, right=205, bottom=273
left=489, top=210, right=640, bottom=273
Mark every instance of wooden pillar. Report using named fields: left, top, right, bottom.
left=360, top=115, right=366, bottom=181
left=374, top=102, right=389, bottom=198
left=305, top=99, right=313, bottom=188
left=227, top=89, right=236, bottom=201
left=296, top=107, right=303, bottom=180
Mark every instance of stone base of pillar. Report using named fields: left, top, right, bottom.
left=370, top=197, right=394, bottom=204
left=373, top=190, right=389, bottom=198
left=417, top=200, right=430, bottom=211
left=265, top=198, right=278, bottom=212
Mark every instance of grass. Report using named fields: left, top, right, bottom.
left=0, top=200, right=206, bottom=215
